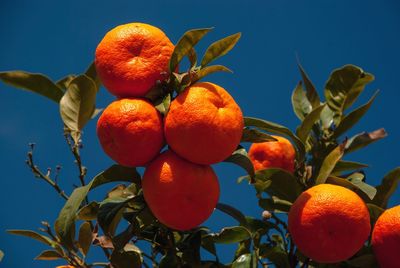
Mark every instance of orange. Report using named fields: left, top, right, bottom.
left=97, top=98, right=164, bottom=167
left=95, top=22, right=174, bottom=97
left=288, top=184, right=371, bottom=263
left=372, top=205, right=400, bottom=268
left=142, top=150, right=220, bottom=231
left=248, top=136, right=295, bottom=173
left=164, top=82, right=244, bottom=165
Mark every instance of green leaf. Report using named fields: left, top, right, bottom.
left=241, top=128, right=277, bottom=143
left=258, top=197, right=292, bottom=213
left=194, top=65, right=232, bottom=82
left=169, top=28, right=213, bottom=72
left=332, top=160, right=368, bottom=175
left=159, top=252, right=180, bottom=268
left=188, top=48, right=198, bottom=70
left=345, top=128, right=387, bottom=154
left=110, top=243, right=143, bottom=268
left=296, top=104, right=325, bottom=143
left=367, top=203, right=384, bottom=225
left=85, top=61, right=102, bottom=90
left=200, top=32, right=241, bottom=67
left=297, top=62, right=320, bottom=109
left=7, top=230, right=54, bottom=246
left=291, top=81, right=312, bottom=120
left=205, top=226, right=251, bottom=244
left=77, top=201, right=99, bottom=220
left=244, top=117, right=305, bottom=163
left=0, top=71, right=64, bottom=102
left=34, top=250, right=63, bottom=260
left=333, top=91, right=378, bottom=138
left=372, top=167, right=400, bottom=208
left=216, top=203, right=247, bottom=226
left=346, top=254, right=377, bottom=268
left=55, top=165, right=139, bottom=249
left=315, top=143, right=346, bottom=184
left=56, top=75, right=76, bottom=90
left=243, top=216, right=274, bottom=235
left=259, top=244, right=290, bottom=268
left=59, top=75, right=97, bottom=136
left=78, top=221, right=92, bottom=256
left=224, top=146, right=255, bottom=179
left=326, top=176, right=373, bottom=202
left=98, top=196, right=133, bottom=236
left=320, top=105, right=335, bottom=129
left=347, top=173, right=377, bottom=200
left=154, top=93, right=171, bottom=115
left=324, top=65, right=374, bottom=124
left=232, top=253, right=257, bottom=268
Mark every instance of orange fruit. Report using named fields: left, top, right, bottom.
left=164, top=82, right=244, bottom=165
left=95, top=22, right=174, bottom=97
left=372, top=205, right=400, bottom=268
left=97, top=98, right=164, bottom=167
left=248, top=136, right=295, bottom=173
left=288, top=184, right=371, bottom=263
left=142, top=150, right=220, bottom=230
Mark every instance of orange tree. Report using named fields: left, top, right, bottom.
left=1, top=23, right=399, bottom=268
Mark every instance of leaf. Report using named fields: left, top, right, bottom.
left=347, top=173, right=377, bottom=200
left=332, top=160, right=368, bottom=175
left=333, top=91, right=378, bottom=138
left=193, top=65, right=232, bottom=82
left=315, top=143, right=346, bottom=184
left=59, top=75, right=97, bottom=136
left=216, top=203, right=247, bottom=226
left=346, top=254, right=377, bottom=268
left=291, top=81, right=312, bottom=120
left=324, top=65, right=374, bottom=124
left=56, top=75, right=76, bottom=90
left=223, top=146, right=255, bottom=179
left=243, top=216, right=275, bottom=235
left=98, top=196, right=133, bottom=235
left=91, top=108, right=103, bottom=119
left=78, top=221, right=92, bottom=256
left=258, top=197, right=292, bottom=213
left=110, top=243, right=143, bottom=268
left=154, top=93, right=171, bottom=115
left=34, top=250, right=63, bottom=260
left=326, top=176, right=373, bottom=202
left=55, top=165, right=140, bottom=249
left=188, top=48, right=198, bottom=70
left=7, top=230, right=54, bottom=246
left=259, top=244, right=290, bottom=268
left=345, top=128, right=387, bottom=154
left=77, top=201, right=99, bottom=220
left=0, top=71, right=64, bottom=102
left=232, top=253, right=257, bottom=268
left=372, top=167, right=400, bottom=208
left=205, top=226, right=251, bottom=244
left=241, top=128, right=277, bottom=143
left=244, top=117, right=305, bottom=163
left=159, top=252, right=179, bottom=268
left=367, top=203, right=384, bottom=225
left=200, top=32, right=241, bottom=67
left=201, top=235, right=217, bottom=256
left=85, top=61, right=101, bottom=90
left=297, top=62, right=320, bottom=108
left=169, top=28, right=213, bottom=72
left=296, top=104, right=325, bottom=142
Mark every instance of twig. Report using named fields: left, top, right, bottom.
left=87, top=262, right=110, bottom=267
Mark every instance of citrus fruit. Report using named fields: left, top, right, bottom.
left=142, top=150, right=220, bottom=230
left=372, top=205, right=400, bottom=268
left=97, top=98, right=164, bottom=167
left=164, top=82, right=244, bottom=165
left=95, top=22, right=174, bottom=97
left=288, top=184, right=371, bottom=263
left=248, top=136, right=295, bottom=173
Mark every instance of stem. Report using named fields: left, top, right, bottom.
left=88, top=263, right=110, bottom=267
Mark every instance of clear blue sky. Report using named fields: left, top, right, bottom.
left=1, top=0, right=399, bottom=267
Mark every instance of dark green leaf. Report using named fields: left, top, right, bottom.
left=188, top=48, right=198, bottom=70
left=200, top=32, right=241, bottom=67
left=243, top=216, right=274, bottom=235
left=345, top=128, right=387, bottom=154
left=59, top=75, right=97, bottom=136
left=78, top=221, right=92, bottom=256
left=232, top=253, right=257, bottom=268
left=324, top=65, right=374, bottom=124
left=315, top=143, right=346, bottom=184
left=77, top=201, right=99, bottom=220
left=216, top=203, right=247, bottom=226
left=159, top=252, right=180, bottom=268
left=333, top=91, right=378, bottom=138
left=372, top=167, right=400, bottom=208
left=234, top=239, right=251, bottom=260
left=34, top=250, right=63, bottom=260
left=241, top=128, right=277, bottom=143
left=244, top=117, right=305, bottom=163
left=7, top=230, right=54, bottom=246
left=291, top=81, right=312, bottom=120
left=85, top=62, right=101, bottom=90
left=346, top=254, right=377, bottom=268
left=347, top=173, right=377, bottom=200
left=0, top=71, right=64, bottom=102
left=367, top=203, right=384, bottom=226
left=332, top=160, right=368, bottom=175
left=56, top=75, right=76, bottom=90
left=259, top=244, right=290, bottom=268
left=169, top=28, right=213, bottom=72
left=224, top=146, right=255, bottom=179
left=98, top=196, right=133, bottom=235
left=205, top=226, right=251, bottom=244
left=296, top=104, right=325, bottom=142
left=258, top=197, right=292, bottom=213
left=110, top=243, right=142, bottom=268
left=194, top=65, right=232, bottom=82
left=297, top=62, right=320, bottom=109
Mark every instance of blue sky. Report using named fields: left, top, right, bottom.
left=1, top=0, right=400, bottom=267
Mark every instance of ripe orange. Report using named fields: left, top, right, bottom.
left=96, top=98, right=164, bottom=167
left=142, top=150, right=220, bottom=231
left=95, top=22, right=174, bottom=97
left=372, top=205, right=400, bottom=268
left=164, top=82, right=244, bottom=165
left=288, top=184, right=371, bottom=263
left=248, top=136, right=295, bottom=173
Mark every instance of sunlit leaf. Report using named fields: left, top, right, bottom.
left=200, top=32, right=241, bottom=67
left=56, top=75, right=76, bottom=90
left=110, top=243, right=143, bottom=268
left=326, top=176, right=373, bottom=202
left=241, top=128, right=277, bottom=143
left=77, top=201, right=99, bottom=221
left=154, top=93, right=171, bottom=115
left=232, top=253, right=257, bottom=268
left=346, top=173, right=377, bottom=200
left=188, top=48, right=198, bottom=70
left=34, top=250, right=63, bottom=260
left=296, top=104, right=325, bottom=143
left=193, top=64, right=232, bottom=82
left=205, top=226, right=251, bottom=244
left=372, top=167, right=400, bottom=208
left=291, top=81, right=312, bottom=120
left=297, top=62, right=320, bottom=109
left=7, top=230, right=54, bottom=246
left=345, top=128, right=387, bottom=154
left=0, top=71, right=64, bottom=102
left=332, top=160, right=368, bottom=175
left=224, top=146, right=255, bottom=179
left=315, top=143, right=346, bottom=184
left=78, top=221, right=92, bottom=256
